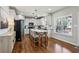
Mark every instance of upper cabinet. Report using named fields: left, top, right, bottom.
left=0, top=6, right=9, bottom=18
left=0, top=7, right=9, bottom=29
left=0, top=6, right=15, bottom=29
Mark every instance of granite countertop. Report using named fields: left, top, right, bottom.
left=0, top=29, right=15, bottom=37
left=0, top=32, right=15, bottom=37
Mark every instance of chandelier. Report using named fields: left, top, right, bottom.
left=32, top=9, right=44, bottom=19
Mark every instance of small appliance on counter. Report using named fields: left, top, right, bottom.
left=28, top=22, right=35, bottom=38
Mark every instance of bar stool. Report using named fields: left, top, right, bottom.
left=33, top=32, right=39, bottom=47
left=41, top=32, right=48, bottom=48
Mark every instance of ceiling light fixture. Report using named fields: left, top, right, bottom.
left=32, top=9, right=44, bottom=19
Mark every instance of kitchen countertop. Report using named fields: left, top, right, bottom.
left=0, top=29, right=15, bottom=37
left=31, top=29, right=47, bottom=32
left=0, top=32, right=15, bottom=37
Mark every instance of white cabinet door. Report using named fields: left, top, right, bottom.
left=0, top=37, right=3, bottom=52
left=8, top=35, right=15, bottom=53
left=0, top=34, right=15, bottom=53
left=0, top=37, right=9, bottom=53
left=2, top=37, right=9, bottom=53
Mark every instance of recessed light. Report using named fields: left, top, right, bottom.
left=48, top=8, right=52, bottom=11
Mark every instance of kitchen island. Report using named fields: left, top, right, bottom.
left=30, top=29, right=48, bottom=48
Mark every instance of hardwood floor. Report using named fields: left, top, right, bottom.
left=12, top=35, right=79, bottom=53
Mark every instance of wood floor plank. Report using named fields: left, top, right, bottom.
left=12, top=35, right=79, bottom=53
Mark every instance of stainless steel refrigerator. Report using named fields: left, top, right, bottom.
left=14, top=20, right=24, bottom=41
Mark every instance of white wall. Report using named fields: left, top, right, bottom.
left=46, top=14, right=53, bottom=37
left=46, top=14, right=52, bottom=25
left=0, top=6, right=9, bottom=20
left=51, top=7, right=79, bottom=46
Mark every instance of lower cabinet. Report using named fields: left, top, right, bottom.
left=8, top=35, right=15, bottom=53
left=0, top=33, right=15, bottom=53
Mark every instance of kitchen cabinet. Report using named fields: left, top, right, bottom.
left=0, top=32, right=15, bottom=53
left=0, top=7, right=15, bottom=53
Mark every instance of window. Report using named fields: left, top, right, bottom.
left=55, top=15, right=72, bottom=36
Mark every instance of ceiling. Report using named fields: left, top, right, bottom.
left=14, top=6, right=66, bottom=17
